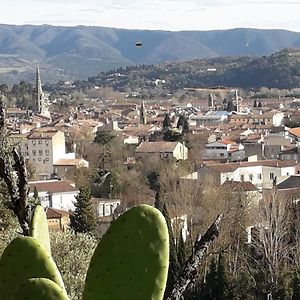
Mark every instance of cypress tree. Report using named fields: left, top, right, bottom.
left=201, top=255, right=229, bottom=300
left=163, top=113, right=171, bottom=130
left=162, top=203, right=181, bottom=299
left=70, top=186, right=97, bottom=235
left=292, top=271, right=300, bottom=300
left=177, top=231, right=186, bottom=268
left=253, top=99, right=257, bottom=108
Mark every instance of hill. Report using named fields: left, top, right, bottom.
left=0, top=25, right=300, bottom=84
left=78, top=48, right=300, bottom=93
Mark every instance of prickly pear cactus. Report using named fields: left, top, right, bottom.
left=30, top=205, right=51, bottom=255
left=83, top=204, right=169, bottom=300
left=12, top=278, right=70, bottom=300
left=0, top=236, right=65, bottom=300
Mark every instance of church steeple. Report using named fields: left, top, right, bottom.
left=140, top=101, right=147, bottom=124
left=34, top=65, right=49, bottom=117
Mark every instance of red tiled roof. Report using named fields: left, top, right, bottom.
left=136, top=141, right=179, bottom=153
left=221, top=180, right=258, bottom=191
left=46, top=207, right=70, bottom=219
left=29, top=180, right=78, bottom=194
left=53, top=159, right=86, bottom=166
left=288, top=127, right=300, bottom=137
left=28, top=129, right=59, bottom=139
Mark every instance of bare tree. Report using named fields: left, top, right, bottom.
left=245, top=190, right=292, bottom=296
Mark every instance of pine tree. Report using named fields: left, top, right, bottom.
left=70, top=187, right=97, bottom=235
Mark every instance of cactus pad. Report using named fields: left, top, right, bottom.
left=83, top=204, right=169, bottom=300
left=30, top=205, right=51, bottom=255
left=0, top=236, right=65, bottom=300
left=12, top=278, right=69, bottom=300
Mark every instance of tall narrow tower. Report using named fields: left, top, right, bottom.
left=140, top=101, right=147, bottom=124
left=34, top=65, right=49, bottom=117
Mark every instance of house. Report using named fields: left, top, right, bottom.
left=46, top=207, right=70, bottom=231
left=28, top=180, right=79, bottom=211
left=135, top=141, right=188, bottom=161
left=221, top=180, right=262, bottom=205
left=53, top=158, right=89, bottom=178
left=203, top=139, right=245, bottom=162
left=92, top=198, right=122, bottom=218
left=20, top=129, right=66, bottom=179
left=195, top=160, right=297, bottom=190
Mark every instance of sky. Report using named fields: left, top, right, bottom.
left=0, top=0, right=300, bottom=32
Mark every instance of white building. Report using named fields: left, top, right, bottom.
left=203, top=139, right=245, bottom=161
left=29, top=180, right=79, bottom=211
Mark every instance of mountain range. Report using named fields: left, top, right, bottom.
left=0, top=24, right=300, bottom=84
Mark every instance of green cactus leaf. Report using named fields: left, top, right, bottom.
left=30, top=205, right=51, bottom=255
left=83, top=204, right=169, bottom=300
left=0, top=236, right=65, bottom=300
left=12, top=278, right=70, bottom=300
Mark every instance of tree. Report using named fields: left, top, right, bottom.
left=244, top=192, right=292, bottom=297
left=163, top=113, right=172, bottom=130
left=70, top=187, right=97, bottom=235
left=253, top=99, right=257, bottom=108
left=176, top=115, right=189, bottom=134
left=258, top=100, right=262, bottom=107
left=201, top=255, right=229, bottom=300
left=94, top=131, right=115, bottom=145
left=162, top=203, right=181, bottom=299
left=50, top=230, right=97, bottom=300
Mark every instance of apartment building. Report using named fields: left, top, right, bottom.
left=22, top=129, right=65, bottom=179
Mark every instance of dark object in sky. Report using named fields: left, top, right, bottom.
left=135, top=41, right=142, bottom=47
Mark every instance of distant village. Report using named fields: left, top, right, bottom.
left=4, top=66, right=300, bottom=237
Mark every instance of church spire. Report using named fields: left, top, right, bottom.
left=34, top=65, right=49, bottom=117
left=140, top=101, right=147, bottom=124
left=35, top=65, right=43, bottom=113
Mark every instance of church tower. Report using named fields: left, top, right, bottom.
left=34, top=65, right=50, bottom=117
left=140, top=101, right=147, bottom=124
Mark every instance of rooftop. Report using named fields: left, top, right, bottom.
left=29, top=180, right=78, bottom=194
left=136, top=141, right=181, bottom=153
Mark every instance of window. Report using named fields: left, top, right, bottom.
left=270, top=173, right=275, bottom=180
left=39, top=150, right=43, bottom=156
left=45, top=141, right=49, bottom=146
left=220, top=153, right=224, bottom=157
left=38, top=158, right=41, bottom=161
left=38, top=140, right=42, bottom=144
left=258, top=173, right=262, bottom=179
left=32, top=141, right=36, bottom=145
left=240, top=175, right=244, bottom=181
left=46, top=158, right=49, bottom=161
left=32, top=150, right=36, bottom=156
left=45, top=150, right=50, bottom=156
left=249, top=174, right=253, bottom=181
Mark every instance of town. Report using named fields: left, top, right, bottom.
left=1, top=62, right=300, bottom=298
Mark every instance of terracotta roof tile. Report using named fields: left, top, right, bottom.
left=29, top=180, right=78, bottom=193
left=136, top=141, right=179, bottom=153
left=46, top=207, right=70, bottom=219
